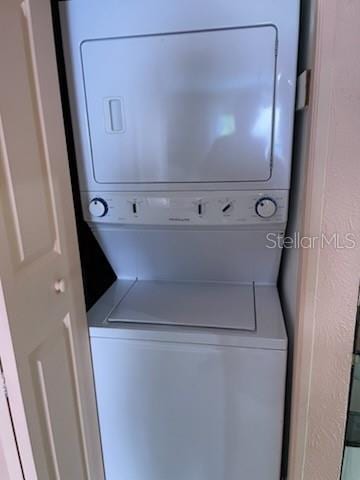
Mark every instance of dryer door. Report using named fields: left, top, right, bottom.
left=81, top=25, right=277, bottom=185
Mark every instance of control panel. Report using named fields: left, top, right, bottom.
left=82, top=191, right=289, bottom=226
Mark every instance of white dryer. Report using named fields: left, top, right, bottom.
left=59, top=0, right=299, bottom=478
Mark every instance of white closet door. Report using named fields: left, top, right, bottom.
left=0, top=0, right=103, bottom=478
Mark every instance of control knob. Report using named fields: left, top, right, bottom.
left=255, top=198, right=277, bottom=219
left=88, top=198, right=108, bottom=218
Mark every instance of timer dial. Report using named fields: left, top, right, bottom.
left=255, top=198, right=277, bottom=219
left=88, top=198, right=108, bottom=218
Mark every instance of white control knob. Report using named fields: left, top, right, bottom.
left=88, top=198, right=108, bottom=218
left=255, top=198, right=277, bottom=218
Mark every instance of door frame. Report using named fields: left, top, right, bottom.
left=287, top=0, right=360, bottom=479
left=0, top=289, right=37, bottom=479
left=0, top=356, right=23, bottom=480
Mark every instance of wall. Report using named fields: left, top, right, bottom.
left=287, top=0, right=360, bottom=479
left=0, top=440, right=11, bottom=480
left=0, top=378, right=22, bottom=480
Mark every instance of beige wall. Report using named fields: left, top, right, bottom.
left=288, top=0, right=360, bottom=479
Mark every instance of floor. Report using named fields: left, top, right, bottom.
left=342, top=356, right=360, bottom=480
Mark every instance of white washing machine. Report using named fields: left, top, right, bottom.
left=59, top=0, right=299, bottom=478
left=88, top=281, right=287, bottom=480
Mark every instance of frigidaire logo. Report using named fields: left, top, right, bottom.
left=168, top=217, right=191, bottom=222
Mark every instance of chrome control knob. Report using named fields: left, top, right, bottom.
left=255, top=198, right=277, bottom=219
left=88, top=198, right=108, bottom=218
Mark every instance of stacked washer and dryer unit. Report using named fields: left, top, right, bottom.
left=60, top=1, right=299, bottom=479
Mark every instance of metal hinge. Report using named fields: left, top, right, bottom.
left=296, top=69, right=312, bottom=111
left=0, top=364, right=8, bottom=398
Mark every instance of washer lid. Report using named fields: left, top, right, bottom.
left=108, top=280, right=256, bottom=331
left=81, top=25, right=277, bottom=185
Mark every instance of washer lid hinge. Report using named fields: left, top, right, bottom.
left=0, top=361, right=8, bottom=398
left=296, top=69, right=312, bottom=111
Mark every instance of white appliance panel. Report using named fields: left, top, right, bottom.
left=91, top=335, right=286, bottom=480
left=91, top=227, right=284, bottom=283
left=81, top=26, right=276, bottom=184
left=88, top=284, right=288, bottom=352
left=82, top=190, right=288, bottom=226
left=108, top=280, right=256, bottom=331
